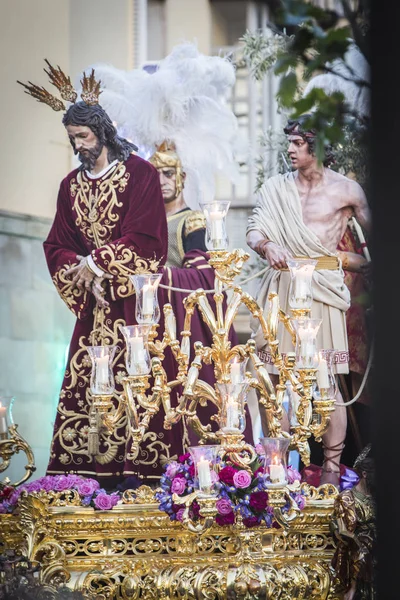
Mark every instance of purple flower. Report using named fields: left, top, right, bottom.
left=176, top=508, right=186, bottom=522
left=178, top=453, right=191, bottom=463
left=255, top=444, right=265, bottom=455
left=76, top=478, right=100, bottom=497
left=165, top=461, right=180, bottom=479
left=249, top=491, right=269, bottom=512
left=243, top=516, right=259, bottom=528
left=294, top=493, right=306, bottom=510
left=216, top=498, right=233, bottom=515
left=93, top=492, right=115, bottom=510
left=216, top=511, right=235, bottom=526
left=171, top=476, right=187, bottom=495
left=53, top=475, right=78, bottom=491
left=233, top=470, right=252, bottom=489
left=218, top=466, right=237, bottom=486
left=24, top=480, right=43, bottom=493
left=191, top=501, right=200, bottom=517
left=287, top=466, right=302, bottom=484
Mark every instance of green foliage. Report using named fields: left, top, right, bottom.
left=241, top=0, right=370, bottom=153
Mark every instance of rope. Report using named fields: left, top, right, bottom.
left=339, top=344, right=373, bottom=406
left=158, top=265, right=269, bottom=294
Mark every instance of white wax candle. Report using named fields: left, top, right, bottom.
left=295, top=273, right=309, bottom=300
left=317, top=357, right=330, bottom=389
left=142, top=284, right=154, bottom=314
left=230, top=361, right=241, bottom=384
left=96, top=355, right=109, bottom=385
left=209, top=211, right=224, bottom=240
left=197, top=457, right=212, bottom=489
left=129, top=334, right=145, bottom=363
left=0, top=405, right=7, bottom=434
left=269, top=460, right=286, bottom=483
left=226, top=399, right=240, bottom=430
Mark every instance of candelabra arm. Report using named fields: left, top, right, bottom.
left=268, top=485, right=301, bottom=528
left=309, top=396, right=336, bottom=441
left=279, top=307, right=297, bottom=346
left=223, top=288, right=243, bottom=333
left=172, top=490, right=218, bottom=535
left=0, top=424, right=36, bottom=487
left=101, top=395, right=127, bottom=433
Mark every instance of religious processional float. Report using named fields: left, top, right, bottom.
left=0, top=200, right=355, bottom=599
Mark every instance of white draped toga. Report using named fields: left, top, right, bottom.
left=247, top=172, right=350, bottom=374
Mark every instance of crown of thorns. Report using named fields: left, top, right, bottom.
left=17, top=59, right=102, bottom=112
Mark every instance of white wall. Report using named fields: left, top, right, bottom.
left=0, top=0, right=71, bottom=219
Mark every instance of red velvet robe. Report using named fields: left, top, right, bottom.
left=44, top=155, right=170, bottom=486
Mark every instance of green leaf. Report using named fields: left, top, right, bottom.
left=277, top=73, right=298, bottom=108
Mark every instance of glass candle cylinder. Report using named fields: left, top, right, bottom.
left=188, top=445, right=219, bottom=496
left=313, top=349, right=338, bottom=399
left=120, top=324, right=151, bottom=376
left=291, top=318, right=322, bottom=369
left=229, top=357, right=248, bottom=385
left=0, top=396, right=15, bottom=440
left=287, top=258, right=317, bottom=310
left=130, top=273, right=162, bottom=325
left=87, top=346, right=116, bottom=395
left=217, top=382, right=248, bottom=434
left=200, top=200, right=230, bottom=251
left=259, top=436, right=290, bottom=486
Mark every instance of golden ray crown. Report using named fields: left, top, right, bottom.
left=17, top=60, right=102, bottom=112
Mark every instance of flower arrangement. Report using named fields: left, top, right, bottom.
left=155, top=446, right=306, bottom=528
left=0, top=474, right=121, bottom=514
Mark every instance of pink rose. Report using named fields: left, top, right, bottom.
left=93, top=493, right=114, bottom=510
left=233, top=470, right=252, bottom=489
left=216, top=498, right=233, bottom=515
left=76, top=478, right=100, bottom=496
left=171, top=476, right=187, bottom=495
left=165, top=461, right=180, bottom=479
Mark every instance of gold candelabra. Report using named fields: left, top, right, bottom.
left=0, top=397, right=36, bottom=488
left=88, top=233, right=337, bottom=531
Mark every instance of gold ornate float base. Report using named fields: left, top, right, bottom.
left=0, top=486, right=342, bottom=599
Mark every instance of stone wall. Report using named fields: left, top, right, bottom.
left=0, top=210, right=75, bottom=483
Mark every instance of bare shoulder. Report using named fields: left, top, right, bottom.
left=326, top=169, right=367, bottom=205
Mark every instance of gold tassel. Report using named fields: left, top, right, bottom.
left=88, top=428, right=100, bottom=456
left=88, top=409, right=101, bottom=456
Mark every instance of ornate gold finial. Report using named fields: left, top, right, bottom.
left=16, top=80, right=65, bottom=112
left=43, top=59, right=78, bottom=103
left=80, top=69, right=102, bottom=106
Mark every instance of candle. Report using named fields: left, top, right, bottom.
left=226, top=399, right=240, bottom=430
left=317, top=356, right=330, bottom=389
left=142, top=284, right=154, bottom=315
left=96, top=355, right=109, bottom=385
left=0, top=405, right=7, bottom=435
left=197, top=456, right=212, bottom=489
left=209, top=211, right=224, bottom=240
left=230, top=360, right=241, bottom=384
left=129, top=333, right=145, bottom=363
left=269, top=457, right=286, bottom=483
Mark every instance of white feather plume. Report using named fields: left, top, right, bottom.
left=302, top=42, right=370, bottom=119
left=83, top=42, right=241, bottom=208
